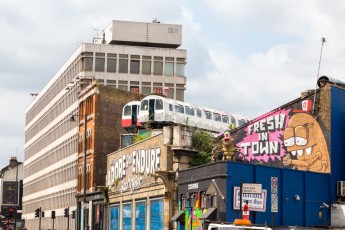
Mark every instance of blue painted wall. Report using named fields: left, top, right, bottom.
left=330, top=86, right=345, bottom=201
left=226, top=161, right=330, bottom=227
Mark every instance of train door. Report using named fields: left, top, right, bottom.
left=149, top=99, right=155, bottom=122
left=131, top=104, right=138, bottom=126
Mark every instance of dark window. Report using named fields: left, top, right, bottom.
left=154, top=61, right=163, bottom=75
left=205, top=111, right=212, bottom=120
left=107, top=58, right=116, bottom=72
left=142, top=61, right=151, bottom=74
left=185, top=107, right=194, bottom=116
left=119, top=59, right=128, bottom=73
left=175, top=105, right=184, bottom=113
left=156, top=99, right=163, bottom=110
left=141, top=100, right=148, bottom=111
left=197, top=109, right=202, bottom=117
left=130, top=60, right=140, bottom=74
left=95, top=58, right=105, bottom=71
left=169, top=104, right=173, bottom=111
left=124, top=106, right=131, bottom=116
left=84, top=57, right=93, bottom=71
left=222, top=115, right=229, bottom=123
left=213, top=113, right=221, bottom=122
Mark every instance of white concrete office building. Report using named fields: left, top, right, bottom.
left=23, top=20, right=187, bottom=230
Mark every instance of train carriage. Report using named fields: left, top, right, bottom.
left=122, top=101, right=141, bottom=131
left=122, top=95, right=250, bottom=133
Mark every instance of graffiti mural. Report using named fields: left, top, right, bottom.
left=183, top=192, right=208, bottom=230
left=232, top=99, right=330, bottom=173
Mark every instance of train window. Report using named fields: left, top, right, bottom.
left=124, top=105, right=131, bottom=116
left=196, top=109, right=202, bottom=117
left=169, top=104, right=173, bottom=111
left=213, top=113, right=221, bottom=122
left=222, top=115, right=229, bottom=123
left=156, top=99, right=163, bottom=110
left=175, top=104, right=184, bottom=113
left=205, top=111, right=212, bottom=120
left=238, top=119, right=246, bottom=127
left=141, top=100, right=148, bottom=111
left=230, top=115, right=236, bottom=124
left=185, top=107, right=195, bottom=116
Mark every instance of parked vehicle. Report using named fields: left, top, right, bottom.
left=208, top=223, right=272, bottom=230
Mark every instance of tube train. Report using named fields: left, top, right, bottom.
left=122, top=95, right=250, bottom=133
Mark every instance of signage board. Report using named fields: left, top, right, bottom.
left=242, top=183, right=262, bottom=194
left=233, top=186, right=267, bottom=212
left=271, top=194, right=278, bottom=212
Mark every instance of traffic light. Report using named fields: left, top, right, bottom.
left=71, top=210, right=76, bottom=219
left=51, top=210, right=56, bottom=219
left=64, top=207, right=69, bottom=217
left=41, top=211, right=45, bottom=217
left=35, top=208, right=40, bottom=218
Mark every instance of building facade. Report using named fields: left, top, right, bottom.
left=174, top=78, right=345, bottom=229
left=0, top=157, right=24, bottom=229
left=106, top=126, right=196, bottom=230
left=23, top=20, right=187, bottom=230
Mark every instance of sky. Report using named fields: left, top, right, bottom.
left=1, top=0, right=345, bottom=169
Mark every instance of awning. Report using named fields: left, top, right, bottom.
left=200, top=207, right=217, bottom=220
left=170, top=209, right=186, bottom=222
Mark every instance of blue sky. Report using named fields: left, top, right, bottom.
left=1, top=0, right=345, bottom=169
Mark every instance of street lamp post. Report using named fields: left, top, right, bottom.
left=71, top=113, right=88, bottom=230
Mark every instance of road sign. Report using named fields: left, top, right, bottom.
left=271, top=177, right=278, bottom=194
left=271, top=194, right=278, bottom=212
left=242, top=183, right=262, bottom=194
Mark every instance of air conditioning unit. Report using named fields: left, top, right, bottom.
left=337, top=181, right=345, bottom=196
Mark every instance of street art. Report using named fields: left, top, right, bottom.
left=282, top=113, right=330, bottom=173
left=184, top=192, right=206, bottom=230
left=233, top=99, right=330, bottom=173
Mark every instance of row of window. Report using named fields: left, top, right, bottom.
left=140, top=99, right=230, bottom=124
left=180, top=191, right=217, bottom=210
left=82, top=52, right=185, bottom=77
left=23, top=187, right=75, bottom=215
left=24, top=137, right=77, bottom=178
left=24, top=162, right=75, bottom=196
left=26, top=57, right=79, bottom=125
left=110, top=198, right=163, bottom=230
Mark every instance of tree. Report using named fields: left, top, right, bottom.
left=190, top=129, right=215, bottom=166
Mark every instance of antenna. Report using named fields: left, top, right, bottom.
left=312, top=37, right=326, bottom=112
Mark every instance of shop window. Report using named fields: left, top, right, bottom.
left=150, top=198, right=163, bottom=229
left=110, top=205, right=120, bottom=230
left=135, top=200, right=146, bottom=230
left=122, top=203, right=132, bottom=230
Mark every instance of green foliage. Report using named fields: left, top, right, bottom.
left=134, top=123, right=152, bottom=143
left=190, top=129, right=215, bottom=166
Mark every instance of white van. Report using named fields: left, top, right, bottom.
left=207, top=223, right=273, bottom=230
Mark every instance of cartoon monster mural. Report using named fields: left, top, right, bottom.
left=282, top=113, right=330, bottom=173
